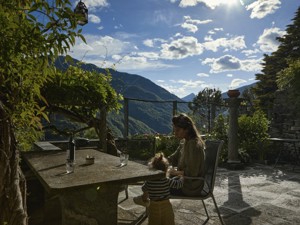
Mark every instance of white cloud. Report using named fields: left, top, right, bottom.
left=178, top=0, right=222, bottom=9
left=227, top=74, right=233, bottom=77
left=184, top=16, right=212, bottom=25
left=82, top=0, right=109, bottom=11
left=257, top=27, right=285, bottom=52
left=196, top=73, right=209, bottom=77
left=160, top=36, right=204, bottom=59
left=143, top=39, right=154, bottom=47
left=143, top=38, right=167, bottom=48
left=181, top=22, right=198, bottom=33
left=181, top=16, right=212, bottom=33
left=88, top=14, right=101, bottom=23
left=110, top=54, right=176, bottom=71
left=69, top=35, right=133, bottom=60
left=160, top=83, right=188, bottom=97
left=202, top=55, right=262, bottom=73
left=242, top=48, right=261, bottom=57
left=177, top=79, right=206, bottom=88
left=114, top=32, right=139, bottom=40
left=138, top=52, right=160, bottom=60
left=207, top=28, right=224, bottom=35
left=203, top=36, right=246, bottom=52
left=160, top=79, right=208, bottom=97
left=176, top=0, right=240, bottom=9
left=245, top=0, right=281, bottom=19
left=230, top=78, right=247, bottom=89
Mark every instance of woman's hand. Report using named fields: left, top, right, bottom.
left=168, top=167, right=184, bottom=177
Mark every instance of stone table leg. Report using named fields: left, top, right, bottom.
left=59, top=183, right=121, bottom=225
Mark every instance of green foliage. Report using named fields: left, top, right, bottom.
left=189, top=88, right=224, bottom=133
left=240, top=88, right=257, bottom=115
left=155, top=135, right=180, bottom=157
left=0, top=0, right=85, bottom=150
left=83, top=128, right=99, bottom=139
left=40, top=63, right=123, bottom=144
left=254, top=7, right=300, bottom=114
left=0, top=1, right=90, bottom=224
left=44, top=65, right=122, bottom=113
left=238, top=110, right=270, bottom=160
left=277, top=59, right=300, bottom=117
left=128, top=134, right=180, bottom=160
left=211, top=111, right=270, bottom=162
left=210, top=114, right=229, bottom=162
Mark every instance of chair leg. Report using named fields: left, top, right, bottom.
left=201, top=200, right=210, bottom=224
left=211, top=194, right=225, bottom=225
left=134, top=207, right=148, bottom=225
left=118, top=185, right=129, bottom=204
left=125, top=184, right=129, bottom=199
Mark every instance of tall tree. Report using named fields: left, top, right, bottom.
left=254, top=7, right=300, bottom=116
left=188, top=88, right=223, bottom=133
left=0, top=1, right=85, bottom=224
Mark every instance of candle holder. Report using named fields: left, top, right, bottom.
left=85, top=155, right=95, bottom=165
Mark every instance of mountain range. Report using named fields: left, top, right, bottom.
left=54, top=57, right=190, bottom=137
left=181, top=82, right=257, bottom=101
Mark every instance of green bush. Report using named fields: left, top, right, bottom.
left=211, top=111, right=270, bottom=163
left=155, top=135, right=180, bottom=157
left=238, top=110, right=270, bottom=160
left=128, top=133, right=180, bottom=160
left=210, top=114, right=229, bottom=163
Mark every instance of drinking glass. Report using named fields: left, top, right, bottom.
left=120, top=153, right=129, bottom=166
left=66, top=159, right=75, bottom=173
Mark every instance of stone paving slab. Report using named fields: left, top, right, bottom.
left=118, top=163, right=300, bottom=225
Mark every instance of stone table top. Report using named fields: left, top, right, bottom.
left=22, top=149, right=164, bottom=193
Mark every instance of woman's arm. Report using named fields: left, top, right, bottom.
left=168, top=141, right=183, bottom=167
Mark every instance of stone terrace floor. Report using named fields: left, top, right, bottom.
left=29, top=163, right=300, bottom=225
left=118, top=163, right=300, bottom=225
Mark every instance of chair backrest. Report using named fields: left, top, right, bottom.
left=203, top=140, right=224, bottom=194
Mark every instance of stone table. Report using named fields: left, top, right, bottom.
left=22, top=149, right=164, bottom=225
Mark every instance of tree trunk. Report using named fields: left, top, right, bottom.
left=0, top=101, right=28, bottom=225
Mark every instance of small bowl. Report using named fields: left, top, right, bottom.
left=85, top=157, right=95, bottom=165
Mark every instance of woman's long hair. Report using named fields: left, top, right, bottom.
left=172, top=113, right=205, bottom=147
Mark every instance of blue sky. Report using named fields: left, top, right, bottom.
left=69, top=0, right=299, bottom=98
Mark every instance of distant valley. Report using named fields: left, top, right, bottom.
left=53, top=57, right=256, bottom=138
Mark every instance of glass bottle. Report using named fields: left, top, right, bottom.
left=66, top=136, right=75, bottom=173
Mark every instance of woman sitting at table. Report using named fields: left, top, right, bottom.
left=167, top=113, right=206, bottom=196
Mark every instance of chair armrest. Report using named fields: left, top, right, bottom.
left=184, top=176, right=205, bottom=180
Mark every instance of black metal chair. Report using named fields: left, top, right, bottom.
left=128, top=140, right=225, bottom=225
left=170, top=140, right=225, bottom=225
